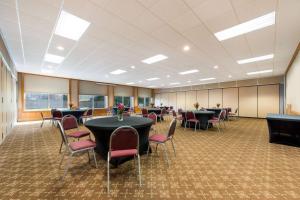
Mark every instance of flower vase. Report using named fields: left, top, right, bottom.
left=117, top=113, right=123, bottom=121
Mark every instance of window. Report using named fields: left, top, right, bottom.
left=79, top=95, right=107, bottom=109
left=25, top=92, right=68, bottom=110
left=114, top=96, right=132, bottom=107
left=138, top=97, right=150, bottom=107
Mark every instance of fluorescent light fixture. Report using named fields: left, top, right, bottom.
left=237, top=54, right=274, bottom=64
left=247, top=69, right=273, bottom=75
left=142, top=54, right=168, bottom=64
left=130, top=65, right=135, bottom=69
left=44, top=53, right=64, bottom=64
left=214, top=11, right=275, bottom=41
left=110, top=69, right=127, bottom=75
left=213, top=65, right=219, bottom=69
left=170, top=82, right=180, bottom=85
left=55, top=10, right=91, bottom=41
left=166, top=75, right=170, bottom=78
left=187, top=80, right=192, bottom=83
left=200, top=77, right=216, bottom=81
left=179, top=69, right=199, bottom=75
left=228, top=75, right=232, bottom=78
left=138, top=80, right=142, bottom=83
left=57, top=46, right=64, bottom=51
left=146, top=77, right=160, bottom=81
left=183, top=45, right=190, bottom=51
left=126, top=82, right=134, bottom=85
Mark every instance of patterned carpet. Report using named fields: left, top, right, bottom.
left=1, top=117, right=300, bottom=199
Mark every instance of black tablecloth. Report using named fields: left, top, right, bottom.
left=147, top=108, right=164, bottom=121
left=181, top=111, right=215, bottom=129
left=206, top=108, right=230, bottom=119
left=266, top=114, right=300, bottom=144
left=85, top=116, right=153, bottom=165
left=60, top=109, right=86, bottom=121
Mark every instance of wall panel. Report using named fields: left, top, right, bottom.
left=209, top=89, right=222, bottom=108
left=176, top=91, right=186, bottom=110
left=186, top=91, right=197, bottom=110
left=168, top=93, right=177, bottom=111
left=79, top=81, right=107, bottom=96
left=160, top=93, right=169, bottom=106
left=239, top=86, right=257, bottom=117
left=258, top=85, right=279, bottom=118
left=155, top=93, right=161, bottom=106
left=223, top=88, right=239, bottom=114
left=196, top=90, right=208, bottom=108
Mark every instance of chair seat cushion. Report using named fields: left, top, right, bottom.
left=69, top=139, right=96, bottom=151
left=68, top=130, right=90, bottom=138
left=187, top=119, right=199, bottom=122
left=149, top=134, right=167, bottom=143
left=111, top=149, right=137, bottom=158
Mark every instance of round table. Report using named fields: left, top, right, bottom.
left=147, top=108, right=164, bottom=121
left=206, top=108, right=231, bottom=119
left=85, top=116, right=153, bottom=166
left=60, top=109, right=86, bottom=121
left=181, top=110, right=215, bottom=129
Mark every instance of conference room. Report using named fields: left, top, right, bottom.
left=1, top=0, right=300, bottom=199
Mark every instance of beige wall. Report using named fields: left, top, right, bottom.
left=154, top=76, right=282, bottom=118
left=286, top=49, right=300, bottom=113
left=0, top=35, right=17, bottom=144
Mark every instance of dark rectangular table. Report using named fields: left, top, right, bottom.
left=266, top=114, right=300, bottom=144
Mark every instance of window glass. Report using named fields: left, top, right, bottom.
left=79, top=95, right=93, bottom=108
left=138, top=97, right=144, bottom=107
left=123, top=96, right=130, bottom=107
left=145, top=97, right=150, bottom=106
left=25, top=93, right=48, bottom=109
left=49, top=94, right=68, bottom=109
left=94, top=95, right=105, bottom=108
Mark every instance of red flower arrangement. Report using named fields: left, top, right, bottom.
left=117, top=103, right=125, bottom=114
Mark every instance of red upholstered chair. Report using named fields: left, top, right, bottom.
left=57, top=121, right=97, bottom=181
left=123, top=111, right=131, bottom=117
left=207, top=109, right=226, bottom=132
left=59, top=115, right=91, bottom=153
left=142, top=108, right=148, bottom=117
left=228, top=108, right=238, bottom=120
left=52, top=110, right=63, bottom=125
left=107, top=126, right=141, bottom=192
left=147, top=119, right=177, bottom=166
left=148, top=112, right=157, bottom=133
left=184, top=111, right=200, bottom=132
left=40, top=112, right=53, bottom=127
left=80, top=109, right=93, bottom=124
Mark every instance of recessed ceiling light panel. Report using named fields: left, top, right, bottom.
left=142, top=54, right=168, bottom=64
left=44, top=53, right=64, bottom=64
left=214, top=11, right=275, bottom=41
left=126, top=82, right=134, bottom=85
left=247, top=69, right=273, bottom=75
left=179, top=69, right=199, bottom=75
left=200, top=77, right=216, bottom=81
left=110, top=69, right=127, bottom=75
left=170, top=82, right=180, bottom=85
left=237, top=54, right=274, bottom=64
left=55, top=10, right=91, bottom=41
left=146, top=77, right=160, bottom=81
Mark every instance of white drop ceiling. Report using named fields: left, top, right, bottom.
left=0, top=0, right=300, bottom=88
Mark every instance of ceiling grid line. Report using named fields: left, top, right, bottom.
left=15, top=0, right=26, bottom=67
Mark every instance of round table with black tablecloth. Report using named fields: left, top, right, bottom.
left=206, top=108, right=231, bottom=119
left=60, top=109, right=87, bottom=122
left=85, top=116, right=153, bottom=166
left=147, top=108, right=164, bottom=121
left=181, top=110, right=215, bottom=129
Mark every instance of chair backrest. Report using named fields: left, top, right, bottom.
left=178, top=108, right=183, bottom=115
left=40, top=112, right=44, bottom=119
left=53, top=110, right=63, bottom=118
left=161, top=108, right=167, bottom=115
left=167, top=119, right=177, bottom=139
left=86, top=108, right=93, bottom=116
left=186, top=111, right=195, bottom=120
left=62, top=115, right=78, bottom=130
left=123, top=112, right=131, bottom=117
left=50, top=108, right=56, bottom=116
left=109, top=126, right=139, bottom=152
left=181, top=112, right=186, bottom=120
left=219, top=110, right=226, bottom=120
left=57, top=121, right=70, bottom=150
left=235, top=108, right=238, bottom=114
left=148, top=112, right=157, bottom=125
left=172, top=110, right=177, bottom=117
left=142, top=108, right=148, bottom=115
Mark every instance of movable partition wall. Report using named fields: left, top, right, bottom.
left=155, top=84, right=281, bottom=118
